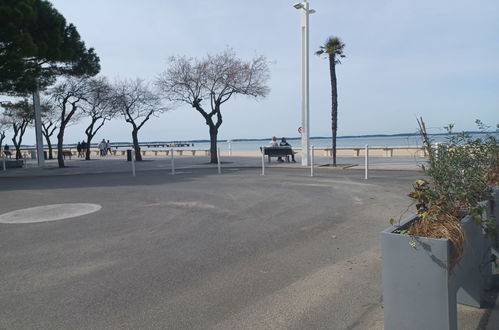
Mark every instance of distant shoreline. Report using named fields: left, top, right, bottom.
left=115, top=130, right=496, bottom=145
left=15, top=131, right=496, bottom=148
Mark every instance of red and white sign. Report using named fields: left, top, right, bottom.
left=298, top=126, right=303, bottom=134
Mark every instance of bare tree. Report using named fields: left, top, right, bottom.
left=0, top=112, right=8, bottom=148
left=1, top=99, right=34, bottom=159
left=40, top=98, right=59, bottom=160
left=48, top=77, right=88, bottom=167
left=111, top=78, right=166, bottom=161
left=80, top=77, right=116, bottom=160
left=156, top=49, right=270, bottom=163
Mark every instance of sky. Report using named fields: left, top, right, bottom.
left=15, top=0, right=499, bottom=144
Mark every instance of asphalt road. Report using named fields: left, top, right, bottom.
left=0, top=167, right=485, bottom=329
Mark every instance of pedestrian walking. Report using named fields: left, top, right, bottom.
left=98, top=139, right=107, bottom=156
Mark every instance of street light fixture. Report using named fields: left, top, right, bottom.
left=293, top=0, right=315, bottom=166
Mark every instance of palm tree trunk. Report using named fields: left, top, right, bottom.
left=329, top=54, right=338, bottom=166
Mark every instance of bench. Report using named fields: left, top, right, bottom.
left=324, top=147, right=362, bottom=157
left=383, top=148, right=394, bottom=157
left=62, top=150, right=73, bottom=159
left=2, top=159, right=23, bottom=168
left=261, top=147, right=295, bottom=163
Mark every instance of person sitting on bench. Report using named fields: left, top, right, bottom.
left=280, top=137, right=296, bottom=162
left=269, top=136, right=286, bottom=162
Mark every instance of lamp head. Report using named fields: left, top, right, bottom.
left=293, top=3, right=304, bottom=9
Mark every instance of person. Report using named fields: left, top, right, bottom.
left=80, top=140, right=87, bottom=157
left=280, top=137, right=296, bottom=162
left=77, top=142, right=82, bottom=158
left=3, top=144, right=11, bottom=158
left=106, top=140, right=112, bottom=155
left=98, top=139, right=107, bottom=156
left=269, top=136, right=285, bottom=162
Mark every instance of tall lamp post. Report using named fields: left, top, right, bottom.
left=293, top=1, right=315, bottom=166
left=33, top=87, right=45, bottom=167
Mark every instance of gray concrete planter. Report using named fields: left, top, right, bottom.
left=381, top=212, right=492, bottom=330
left=491, top=186, right=499, bottom=273
left=381, top=214, right=458, bottom=330
left=492, top=187, right=499, bottom=248
left=456, top=210, right=492, bottom=308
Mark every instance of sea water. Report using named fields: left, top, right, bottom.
left=71, top=133, right=496, bottom=151
left=189, top=134, right=490, bottom=151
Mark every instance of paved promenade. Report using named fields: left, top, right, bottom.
left=0, top=154, right=497, bottom=329
left=1, top=152, right=425, bottom=177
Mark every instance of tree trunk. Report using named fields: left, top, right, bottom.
left=12, top=138, right=21, bottom=160
left=11, top=124, right=26, bottom=160
left=85, top=137, right=92, bottom=160
left=132, top=129, right=142, bottom=161
left=44, top=135, right=53, bottom=159
left=85, top=121, right=95, bottom=160
left=42, top=124, right=56, bottom=159
left=57, top=128, right=65, bottom=168
left=329, top=54, right=338, bottom=167
left=209, top=125, right=218, bottom=164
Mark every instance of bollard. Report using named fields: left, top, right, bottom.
left=217, top=148, right=221, bottom=174
left=2, top=155, right=6, bottom=171
left=171, top=148, right=175, bottom=175
left=365, top=144, right=369, bottom=180
left=261, top=146, right=265, bottom=176
left=310, top=145, right=315, bottom=177
left=131, top=149, right=136, bottom=177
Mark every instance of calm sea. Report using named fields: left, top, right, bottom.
left=61, top=133, right=494, bottom=150
left=172, top=133, right=495, bottom=151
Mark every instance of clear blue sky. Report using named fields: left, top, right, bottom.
left=23, top=0, right=499, bottom=143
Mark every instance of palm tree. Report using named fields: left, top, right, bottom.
left=316, top=36, right=345, bottom=166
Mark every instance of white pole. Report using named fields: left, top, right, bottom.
left=261, top=146, right=265, bottom=176
left=171, top=148, right=175, bottom=175
left=434, top=142, right=440, bottom=160
left=310, top=145, right=314, bottom=177
left=33, top=87, right=45, bottom=167
left=131, top=149, right=136, bottom=177
left=228, top=140, right=232, bottom=156
left=217, top=148, right=221, bottom=174
left=2, top=154, right=5, bottom=171
left=365, top=144, right=369, bottom=180
left=299, top=1, right=311, bottom=166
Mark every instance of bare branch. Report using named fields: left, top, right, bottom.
left=155, top=48, right=270, bottom=163
left=110, top=78, right=169, bottom=161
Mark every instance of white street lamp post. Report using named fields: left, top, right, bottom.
left=294, top=1, right=315, bottom=166
left=33, top=87, right=45, bottom=167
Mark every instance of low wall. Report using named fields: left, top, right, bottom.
left=18, top=146, right=428, bottom=158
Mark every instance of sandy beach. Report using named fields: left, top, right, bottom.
left=17, top=145, right=429, bottom=160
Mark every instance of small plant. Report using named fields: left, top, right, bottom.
left=395, top=118, right=498, bottom=268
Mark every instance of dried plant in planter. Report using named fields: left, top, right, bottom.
left=407, top=179, right=465, bottom=269
left=397, top=119, right=498, bottom=268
